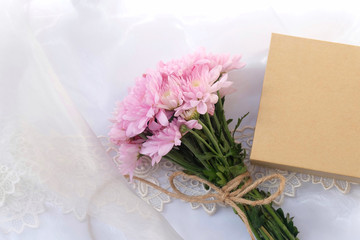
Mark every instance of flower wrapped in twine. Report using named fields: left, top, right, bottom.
left=128, top=171, right=285, bottom=240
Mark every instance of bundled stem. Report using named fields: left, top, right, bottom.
left=165, top=95, right=299, bottom=240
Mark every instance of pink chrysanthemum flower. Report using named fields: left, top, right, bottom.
left=109, top=121, right=127, bottom=145
left=117, top=142, right=143, bottom=179
left=158, top=58, right=188, bottom=77
left=140, top=119, right=201, bottom=165
left=157, top=48, right=244, bottom=78
left=111, top=71, right=169, bottom=140
left=176, top=65, right=232, bottom=116
left=109, top=49, right=245, bottom=178
left=140, top=120, right=182, bottom=165
left=157, top=75, right=184, bottom=111
left=206, top=52, right=245, bottom=73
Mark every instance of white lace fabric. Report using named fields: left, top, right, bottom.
left=101, top=126, right=356, bottom=216
left=0, top=3, right=182, bottom=238
left=0, top=120, right=181, bottom=239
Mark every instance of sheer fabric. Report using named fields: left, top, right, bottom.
left=0, top=1, right=182, bottom=239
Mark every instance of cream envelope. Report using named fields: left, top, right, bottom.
left=250, top=33, right=360, bottom=183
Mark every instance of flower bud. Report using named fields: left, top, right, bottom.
left=181, top=108, right=199, bottom=120
left=180, top=124, right=189, bottom=134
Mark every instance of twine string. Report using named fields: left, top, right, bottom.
left=129, top=171, right=286, bottom=240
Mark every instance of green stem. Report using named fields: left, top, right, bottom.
left=187, top=129, right=218, bottom=156
left=205, top=113, right=231, bottom=161
left=216, top=92, right=234, bottom=145
left=198, top=120, right=229, bottom=167
left=212, top=110, right=222, bottom=133
left=253, top=189, right=296, bottom=240
left=174, top=97, right=298, bottom=240
left=210, top=113, right=230, bottom=155
left=204, top=113, right=215, bottom=136
left=138, top=133, right=148, bottom=140
left=165, top=151, right=202, bottom=173
left=259, top=226, right=274, bottom=240
left=195, top=136, right=207, bottom=153
left=198, top=120, right=221, bottom=153
left=237, top=204, right=261, bottom=240
left=182, top=137, right=211, bottom=170
left=264, top=205, right=295, bottom=240
left=163, top=157, right=198, bottom=175
left=266, top=221, right=284, bottom=240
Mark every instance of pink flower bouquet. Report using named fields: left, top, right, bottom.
left=109, top=49, right=299, bottom=240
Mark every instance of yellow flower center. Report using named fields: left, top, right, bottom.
left=192, top=80, right=201, bottom=87
left=163, top=90, right=171, bottom=97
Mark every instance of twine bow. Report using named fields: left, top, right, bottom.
left=130, top=171, right=285, bottom=240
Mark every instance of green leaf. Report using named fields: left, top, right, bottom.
left=224, top=144, right=243, bottom=158
left=226, top=119, right=233, bottom=125
left=275, top=208, right=300, bottom=237
left=197, top=152, right=216, bottom=161
left=216, top=164, right=226, bottom=173
left=228, top=164, right=247, bottom=177
left=249, top=206, right=265, bottom=229
left=203, top=169, right=217, bottom=181
left=216, top=172, right=227, bottom=186
left=182, top=170, right=194, bottom=175
left=219, top=133, right=230, bottom=152
left=232, top=112, right=249, bottom=138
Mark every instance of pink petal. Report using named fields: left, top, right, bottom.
left=152, top=155, right=162, bottom=165
left=184, top=92, right=195, bottom=99
left=185, top=120, right=202, bottom=130
left=190, top=100, right=199, bottom=107
left=209, top=65, right=222, bottom=82
left=174, top=138, right=182, bottom=146
left=209, top=94, right=218, bottom=104
left=210, top=74, right=229, bottom=92
left=174, top=107, right=182, bottom=117
left=138, top=117, right=148, bottom=129
left=220, top=86, right=236, bottom=97
left=146, top=107, right=155, bottom=118
left=165, top=110, right=174, bottom=119
left=196, top=92, right=203, bottom=99
left=148, top=119, right=162, bottom=131
left=194, top=59, right=211, bottom=65
left=221, top=81, right=233, bottom=89
left=207, top=104, right=215, bottom=115
left=158, top=143, right=174, bottom=156
left=196, top=101, right=207, bottom=114
left=156, top=110, right=169, bottom=126
left=218, top=73, right=228, bottom=83
left=126, top=122, right=139, bottom=137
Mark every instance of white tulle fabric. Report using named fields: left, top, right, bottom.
left=0, top=2, right=181, bottom=239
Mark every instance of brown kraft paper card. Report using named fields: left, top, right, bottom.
left=250, top=33, right=360, bottom=183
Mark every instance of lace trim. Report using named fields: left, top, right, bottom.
left=234, top=126, right=353, bottom=204
left=101, top=126, right=356, bottom=214
left=0, top=121, right=156, bottom=234
left=99, top=137, right=219, bottom=215
left=0, top=123, right=355, bottom=234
